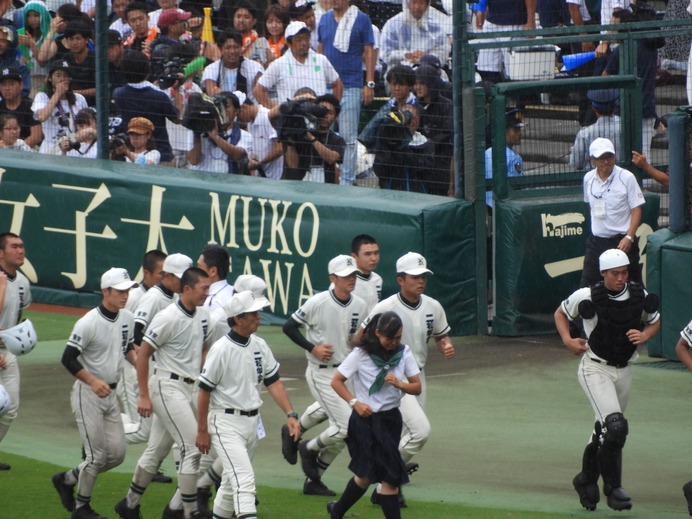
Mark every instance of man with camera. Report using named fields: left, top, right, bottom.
left=150, top=8, right=192, bottom=78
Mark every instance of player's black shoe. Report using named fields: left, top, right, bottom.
left=327, top=500, right=341, bottom=519
left=72, top=503, right=108, bottom=519
left=303, top=478, right=336, bottom=496
left=299, top=440, right=320, bottom=481
left=281, top=424, right=299, bottom=465
left=606, top=487, right=632, bottom=511
left=369, top=488, right=407, bottom=508
left=52, top=472, right=76, bottom=512
left=152, top=470, right=173, bottom=483
left=114, top=497, right=142, bottom=519
left=572, top=473, right=600, bottom=511
left=197, top=486, right=213, bottom=516
left=683, top=480, right=692, bottom=516
left=0, top=462, right=10, bottom=470
left=406, top=462, right=419, bottom=475
left=161, top=504, right=183, bottom=519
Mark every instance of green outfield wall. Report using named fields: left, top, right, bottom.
left=0, top=151, right=476, bottom=335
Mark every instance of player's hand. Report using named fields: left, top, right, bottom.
left=564, top=337, right=588, bottom=356
left=138, top=395, right=153, bottom=417
left=354, top=401, right=372, bottom=418
left=311, top=344, right=333, bottom=363
left=91, top=379, right=112, bottom=398
left=287, top=416, right=300, bottom=440
left=0, top=354, right=6, bottom=370
left=438, top=337, right=455, bottom=359
left=626, top=328, right=648, bottom=345
left=196, top=430, right=211, bottom=454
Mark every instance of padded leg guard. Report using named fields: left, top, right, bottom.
left=683, top=480, right=692, bottom=516
left=573, top=472, right=600, bottom=511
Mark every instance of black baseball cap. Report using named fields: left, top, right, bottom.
left=48, top=59, right=73, bottom=76
left=108, top=29, right=123, bottom=45
left=505, top=108, right=525, bottom=128
left=0, top=66, right=22, bottom=82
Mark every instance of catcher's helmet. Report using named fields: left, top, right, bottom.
left=0, top=319, right=37, bottom=356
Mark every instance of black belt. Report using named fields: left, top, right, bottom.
left=318, top=363, right=340, bottom=369
left=224, top=408, right=259, bottom=417
left=108, top=383, right=117, bottom=390
left=156, top=370, right=195, bottom=384
left=589, top=357, right=628, bottom=369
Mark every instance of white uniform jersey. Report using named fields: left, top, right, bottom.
left=362, top=293, right=451, bottom=369
left=206, top=307, right=230, bottom=347
left=126, top=284, right=147, bottom=313
left=199, top=331, right=280, bottom=412
left=353, top=271, right=383, bottom=313
left=134, top=285, right=177, bottom=329
left=681, top=319, right=692, bottom=347
left=0, top=269, right=31, bottom=329
left=203, top=280, right=234, bottom=311
left=66, top=307, right=135, bottom=384
left=291, top=290, right=367, bottom=366
left=144, top=301, right=210, bottom=380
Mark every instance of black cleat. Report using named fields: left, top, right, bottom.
left=152, top=470, right=173, bottom=483
left=52, top=472, right=76, bottom=512
left=573, top=473, right=599, bottom=511
left=684, top=480, right=692, bottom=516
left=0, top=462, right=10, bottom=470
left=281, top=424, right=299, bottom=465
left=370, top=489, right=406, bottom=508
left=606, top=487, right=632, bottom=511
left=114, top=497, right=142, bottom=519
left=161, top=504, right=183, bottom=519
left=72, top=504, right=108, bottom=519
left=299, top=440, right=320, bottom=481
left=406, top=462, right=419, bottom=475
left=303, top=478, right=336, bottom=496
left=197, top=486, right=213, bottom=516
left=327, top=500, right=340, bottom=519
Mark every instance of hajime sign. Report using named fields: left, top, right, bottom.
left=541, top=212, right=585, bottom=238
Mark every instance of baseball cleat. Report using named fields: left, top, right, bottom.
left=370, top=489, right=407, bottom=508
left=161, top=504, right=183, bottom=519
left=299, top=440, right=320, bottom=481
left=281, top=424, right=299, bottom=465
left=114, top=497, right=142, bottom=519
left=572, top=473, right=599, bottom=511
left=52, top=472, right=76, bottom=512
left=327, top=500, right=340, bottom=519
left=152, top=470, right=173, bottom=483
left=683, top=480, right=692, bottom=516
left=406, top=462, right=419, bottom=475
left=606, top=487, right=632, bottom=511
left=0, top=462, right=10, bottom=470
left=197, top=486, right=213, bottom=516
left=72, top=503, right=108, bottom=519
left=303, top=477, right=336, bottom=496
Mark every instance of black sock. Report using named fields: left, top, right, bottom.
left=380, top=494, right=401, bottom=519
left=334, top=477, right=368, bottom=516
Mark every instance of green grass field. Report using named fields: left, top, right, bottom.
left=2, top=309, right=692, bottom=518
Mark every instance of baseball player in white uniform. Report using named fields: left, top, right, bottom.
left=52, top=268, right=138, bottom=519
left=356, top=252, right=454, bottom=506
left=115, top=267, right=211, bottom=519
left=196, top=290, right=300, bottom=519
left=283, top=255, right=368, bottom=496
left=198, top=244, right=234, bottom=311
left=555, top=249, right=660, bottom=512
left=0, top=232, right=32, bottom=471
left=676, top=319, right=692, bottom=515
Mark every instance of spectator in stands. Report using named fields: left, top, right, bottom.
left=201, top=29, right=264, bottom=104
left=32, top=59, right=88, bottom=155
left=150, top=8, right=191, bottom=77
left=484, top=108, right=524, bottom=209
left=112, top=50, right=181, bottom=165
left=385, top=64, right=417, bottom=108
left=569, top=89, right=621, bottom=171
left=107, top=30, right=127, bottom=94
left=112, top=116, right=162, bottom=164
left=110, top=0, right=134, bottom=40
left=17, top=1, right=51, bottom=97
left=148, top=0, right=180, bottom=28
left=63, top=20, right=96, bottom=106
left=187, top=91, right=253, bottom=174
left=318, top=0, right=376, bottom=186
left=253, top=4, right=289, bottom=68
left=36, top=3, right=85, bottom=67
left=0, top=66, right=42, bottom=149
left=0, top=25, right=30, bottom=98
left=255, top=21, right=342, bottom=106
left=631, top=151, right=669, bottom=187
left=414, top=63, right=452, bottom=196
left=475, top=0, right=536, bottom=83
left=0, top=113, right=34, bottom=151
left=305, top=93, right=346, bottom=183
left=380, top=0, right=451, bottom=69
left=183, top=13, right=221, bottom=62
left=362, top=0, right=403, bottom=29
left=290, top=0, right=319, bottom=50
left=59, top=107, right=98, bottom=158
left=124, top=1, right=158, bottom=57
left=236, top=95, right=285, bottom=179
left=232, top=0, right=259, bottom=59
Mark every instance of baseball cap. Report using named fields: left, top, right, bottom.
left=290, top=0, right=315, bottom=18
left=328, top=255, right=361, bottom=277
left=127, top=117, right=154, bottom=135
left=224, top=290, right=270, bottom=318
left=587, top=89, right=619, bottom=109
left=0, top=26, right=14, bottom=44
left=505, top=108, right=525, bottom=128
left=101, top=267, right=138, bottom=290
left=158, top=8, right=192, bottom=27
left=396, top=252, right=433, bottom=275
left=599, top=249, right=630, bottom=271
left=233, top=274, right=267, bottom=297
left=162, top=253, right=193, bottom=278
left=589, top=137, right=615, bottom=158
left=285, top=20, right=310, bottom=40
left=0, top=67, right=22, bottom=82
left=232, top=90, right=247, bottom=106
left=417, top=54, right=442, bottom=70
left=48, top=59, right=72, bottom=76
left=108, top=29, right=123, bottom=45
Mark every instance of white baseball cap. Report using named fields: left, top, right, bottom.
left=0, top=319, right=37, bottom=356
left=328, top=255, right=361, bottom=277
left=162, top=253, right=193, bottom=278
left=589, top=138, right=615, bottom=158
left=285, top=20, right=309, bottom=40
left=100, top=267, right=138, bottom=290
left=599, top=248, right=630, bottom=271
left=396, top=252, right=433, bottom=275
left=232, top=90, right=247, bottom=106
left=233, top=274, right=267, bottom=298
left=224, top=290, right=270, bottom=318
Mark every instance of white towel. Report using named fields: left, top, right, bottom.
left=334, top=5, right=359, bottom=53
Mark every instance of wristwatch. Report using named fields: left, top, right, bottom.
left=348, top=398, right=358, bottom=408
left=287, top=411, right=299, bottom=420
left=366, top=81, right=376, bottom=89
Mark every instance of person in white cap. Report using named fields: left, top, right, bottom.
left=0, top=232, right=31, bottom=471
left=115, top=267, right=211, bottom=519
left=196, top=290, right=300, bottom=519
left=355, top=251, right=453, bottom=506
left=554, top=248, right=660, bottom=512
left=254, top=20, right=342, bottom=107
left=282, top=254, right=367, bottom=496
left=581, top=137, right=645, bottom=288
left=52, top=267, right=138, bottom=519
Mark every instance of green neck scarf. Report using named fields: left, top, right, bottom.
left=368, top=345, right=404, bottom=395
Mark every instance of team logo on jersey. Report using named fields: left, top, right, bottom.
left=541, top=212, right=585, bottom=239
left=70, top=333, right=82, bottom=343
left=425, top=314, right=434, bottom=342
left=254, top=352, right=263, bottom=383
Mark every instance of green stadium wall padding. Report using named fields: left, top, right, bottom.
left=658, top=234, right=692, bottom=360
left=0, top=150, right=476, bottom=335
